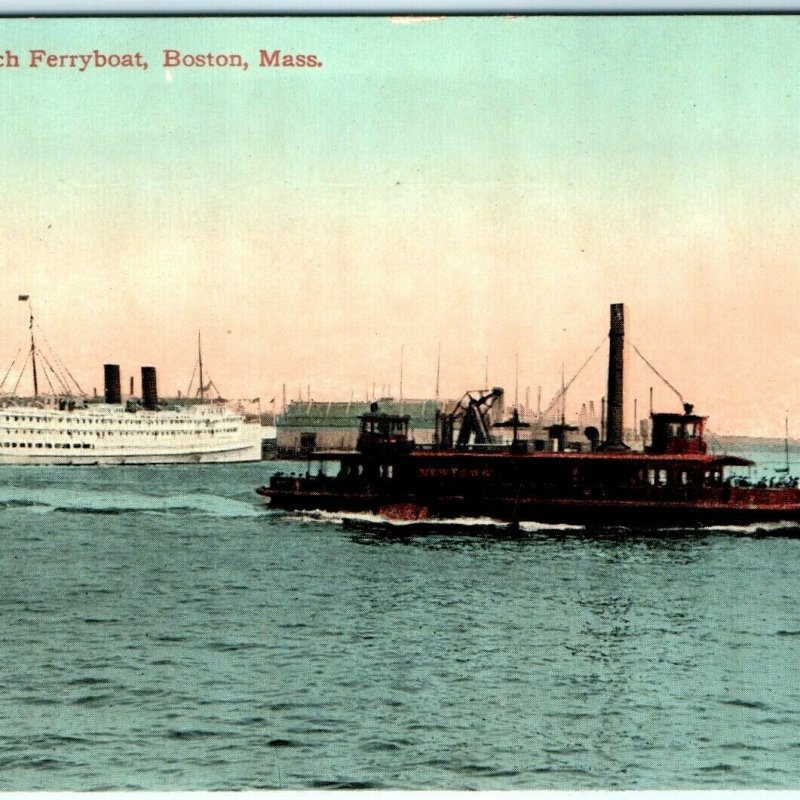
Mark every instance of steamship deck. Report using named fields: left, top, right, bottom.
left=0, top=402, right=263, bottom=465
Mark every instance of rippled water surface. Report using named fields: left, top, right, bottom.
left=3, top=458, right=800, bottom=789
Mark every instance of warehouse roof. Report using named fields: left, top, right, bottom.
left=277, top=398, right=452, bottom=430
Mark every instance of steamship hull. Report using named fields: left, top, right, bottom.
left=0, top=404, right=263, bottom=465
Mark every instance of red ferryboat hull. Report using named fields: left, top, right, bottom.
left=257, top=485, right=800, bottom=528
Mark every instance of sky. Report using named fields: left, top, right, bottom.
left=1, top=15, right=800, bottom=435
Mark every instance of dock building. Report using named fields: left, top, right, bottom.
left=277, top=398, right=452, bottom=456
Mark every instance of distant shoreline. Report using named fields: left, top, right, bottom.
left=715, top=435, right=794, bottom=451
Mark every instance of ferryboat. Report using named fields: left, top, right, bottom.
left=258, top=304, right=800, bottom=527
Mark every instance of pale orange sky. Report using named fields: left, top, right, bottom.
left=2, top=17, right=800, bottom=435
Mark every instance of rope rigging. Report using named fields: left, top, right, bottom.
left=0, top=348, right=21, bottom=394
left=185, top=361, right=198, bottom=399
left=37, top=349, right=68, bottom=397
left=630, top=342, right=685, bottom=408
left=40, top=331, right=86, bottom=396
left=10, top=349, right=31, bottom=396
left=541, top=336, right=607, bottom=420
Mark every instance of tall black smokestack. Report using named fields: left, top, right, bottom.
left=603, top=303, right=629, bottom=450
left=104, top=364, right=121, bottom=405
left=141, top=366, right=158, bottom=411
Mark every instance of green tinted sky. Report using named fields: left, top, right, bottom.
left=1, top=16, right=799, bottom=433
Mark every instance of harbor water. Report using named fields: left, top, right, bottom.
left=2, top=451, right=800, bottom=790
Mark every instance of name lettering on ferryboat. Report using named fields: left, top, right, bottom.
left=417, top=466, right=493, bottom=479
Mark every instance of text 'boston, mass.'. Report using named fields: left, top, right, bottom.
left=0, top=49, right=323, bottom=71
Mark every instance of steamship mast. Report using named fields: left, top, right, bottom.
left=19, top=295, right=39, bottom=399
left=6, top=295, right=85, bottom=401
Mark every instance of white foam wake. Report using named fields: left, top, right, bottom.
left=287, top=509, right=586, bottom=531
left=0, top=486, right=261, bottom=518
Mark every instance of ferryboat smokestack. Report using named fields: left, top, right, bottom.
left=141, top=366, right=158, bottom=410
left=602, top=303, right=629, bottom=451
left=103, top=364, right=122, bottom=405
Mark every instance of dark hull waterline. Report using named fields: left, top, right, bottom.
left=257, top=487, right=800, bottom=529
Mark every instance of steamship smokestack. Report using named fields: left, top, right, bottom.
left=103, top=364, right=121, bottom=405
left=141, top=366, right=158, bottom=411
left=602, top=303, right=629, bottom=451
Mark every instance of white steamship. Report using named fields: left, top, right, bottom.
left=0, top=300, right=263, bottom=465
left=0, top=397, right=264, bottom=465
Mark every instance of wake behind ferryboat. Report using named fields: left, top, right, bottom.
left=258, top=304, right=800, bottom=527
